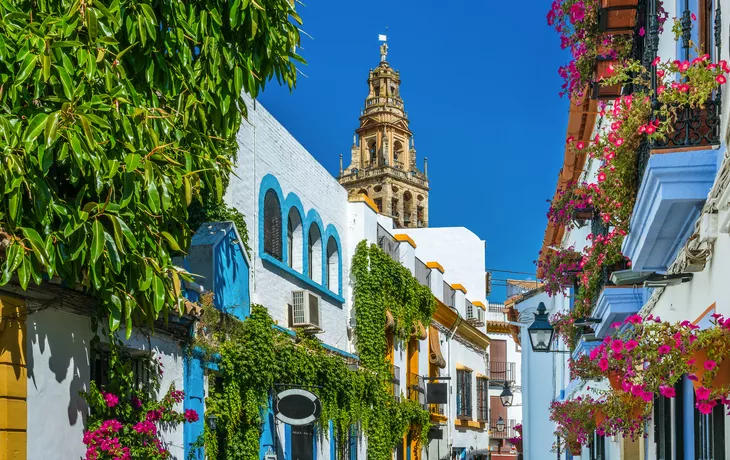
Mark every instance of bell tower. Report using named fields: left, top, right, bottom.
left=338, top=42, right=429, bottom=228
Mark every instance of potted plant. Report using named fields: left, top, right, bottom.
left=570, top=354, right=603, bottom=381
left=598, top=392, right=649, bottom=440
left=550, top=396, right=599, bottom=449
left=537, top=247, right=583, bottom=297
left=688, top=314, right=730, bottom=399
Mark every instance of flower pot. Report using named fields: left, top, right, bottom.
left=593, top=58, right=622, bottom=100
left=689, top=349, right=730, bottom=391
left=599, top=0, right=638, bottom=35
left=595, top=410, right=606, bottom=427
left=608, top=371, right=622, bottom=391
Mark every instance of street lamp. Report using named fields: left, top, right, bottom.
left=500, top=383, right=514, bottom=407
left=496, top=416, right=505, bottom=433
left=207, top=413, right=217, bottom=431
left=527, top=302, right=554, bottom=352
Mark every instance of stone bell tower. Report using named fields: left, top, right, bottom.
left=338, top=42, right=429, bottom=228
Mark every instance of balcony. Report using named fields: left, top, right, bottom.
left=591, top=286, right=649, bottom=339
left=407, top=373, right=427, bottom=408
left=391, top=364, right=401, bottom=401
left=339, top=164, right=428, bottom=188
left=490, top=418, right=518, bottom=439
left=488, top=361, right=515, bottom=385
left=486, top=302, right=506, bottom=323
left=622, top=147, right=719, bottom=273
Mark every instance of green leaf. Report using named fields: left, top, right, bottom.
left=44, top=111, right=60, bottom=147
left=86, top=8, right=99, bottom=43
left=152, top=275, right=164, bottom=313
left=91, top=219, right=105, bottom=262
left=124, top=153, right=141, bottom=171
left=15, top=54, right=37, bottom=86
left=22, top=113, right=49, bottom=145
left=147, top=180, right=160, bottom=214
left=104, top=231, right=122, bottom=274
left=1, top=243, right=23, bottom=285
left=20, top=227, right=50, bottom=266
left=109, top=294, right=122, bottom=331
left=55, top=65, right=73, bottom=100
left=17, top=256, right=30, bottom=290
left=160, top=231, right=181, bottom=252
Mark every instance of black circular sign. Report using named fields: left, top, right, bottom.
left=275, top=389, right=322, bottom=426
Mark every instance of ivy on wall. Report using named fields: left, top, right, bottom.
left=196, top=238, right=438, bottom=460
left=351, top=240, right=436, bottom=372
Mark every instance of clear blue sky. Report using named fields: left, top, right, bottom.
left=257, top=0, right=569, bottom=301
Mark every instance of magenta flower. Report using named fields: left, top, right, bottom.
left=717, top=75, right=727, bottom=84
left=104, top=393, right=119, bottom=408
left=659, top=385, right=676, bottom=398
left=696, top=386, right=711, bottom=401
left=697, top=401, right=713, bottom=414
left=704, top=360, right=717, bottom=371
left=658, top=345, right=672, bottom=355
left=652, top=56, right=661, bottom=66
left=184, top=409, right=200, bottom=423
left=610, top=339, right=624, bottom=353
left=624, top=339, right=638, bottom=352
left=598, top=358, right=609, bottom=372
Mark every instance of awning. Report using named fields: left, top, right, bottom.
left=429, top=325, right=447, bottom=369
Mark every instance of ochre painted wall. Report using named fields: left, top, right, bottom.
left=0, top=295, right=26, bottom=460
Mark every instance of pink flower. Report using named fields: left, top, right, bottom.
left=598, top=358, right=609, bottom=372
left=717, top=75, right=727, bottom=84
left=590, top=347, right=601, bottom=360
left=576, top=141, right=585, bottom=150
left=104, top=393, right=119, bottom=408
left=640, top=391, right=654, bottom=402
left=598, top=172, right=607, bottom=182
left=639, top=27, right=645, bottom=36
left=652, top=57, right=661, bottom=66
left=610, top=321, right=622, bottom=329
left=657, top=85, right=666, bottom=94
left=184, top=409, right=200, bottom=423
left=625, top=339, right=639, bottom=351
left=696, top=386, right=711, bottom=401
left=704, top=360, right=717, bottom=371
left=691, top=12, right=697, bottom=21
left=697, top=401, right=714, bottom=414
left=611, top=339, right=624, bottom=353
left=660, top=385, right=676, bottom=398
left=658, top=345, right=672, bottom=355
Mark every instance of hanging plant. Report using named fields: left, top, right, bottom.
left=549, top=396, right=599, bottom=449
left=547, top=182, right=598, bottom=228
left=597, top=392, right=649, bottom=440
left=688, top=315, right=730, bottom=411
left=537, top=247, right=583, bottom=297
left=569, top=354, right=603, bottom=380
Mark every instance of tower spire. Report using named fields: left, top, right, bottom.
left=337, top=40, right=430, bottom=228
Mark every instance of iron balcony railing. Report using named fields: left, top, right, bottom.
left=391, top=364, right=401, bottom=401
left=407, top=373, right=427, bottom=409
left=488, top=361, right=516, bottom=384
left=490, top=419, right=518, bottom=439
left=377, top=224, right=399, bottom=260
left=415, top=257, right=431, bottom=287
left=338, top=165, right=428, bottom=188
left=443, top=281, right=455, bottom=308
left=486, top=302, right=506, bottom=323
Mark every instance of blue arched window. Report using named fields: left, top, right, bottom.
left=263, top=190, right=282, bottom=261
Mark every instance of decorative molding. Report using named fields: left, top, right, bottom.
left=592, top=287, right=646, bottom=338
left=393, top=233, right=417, bottom=248
left=426, top=261, right=445, bottom=273
left=450, top=284, right=467, bottom=294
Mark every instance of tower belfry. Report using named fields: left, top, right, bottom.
left=338, top=42, right=430, bottom=228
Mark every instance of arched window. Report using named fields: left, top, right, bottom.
left=326, top=236, right=339, bottom=292
left=308, top=225, right=322, bottom=283
left=287, top=208, right=303, bottom=272
left=393, top=140, right=404, bottom=166
left=263, top=190, right=282, bottom=260
left=369, top=141, right=377, bottom=166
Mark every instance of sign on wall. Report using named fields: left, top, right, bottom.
left=275, top=388, right=322, bottom=426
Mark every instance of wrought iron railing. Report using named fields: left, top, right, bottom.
left=415, top=257, right=431, bottom=287
left=339, top=164, right=428, bottom=188
left=488, top=361, right=515, bottom=383
left=407, top=373, right=427, bottom=408
left=443, top=282, right=455, bottom=308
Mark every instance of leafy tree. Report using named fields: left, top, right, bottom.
left=0, top=0, right=303, bottom=334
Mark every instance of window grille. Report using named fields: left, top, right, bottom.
left=456, top=370, right=472, bottom=419
left=263, top=190, right=282, bottom=260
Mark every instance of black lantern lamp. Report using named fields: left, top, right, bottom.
left=496, top=416, right=505, bottom=433
left=207, top=413, right=217, bottom=431
left=528, top=302, right=554, bottom=352
left=500, top=383, right=514, bottom=407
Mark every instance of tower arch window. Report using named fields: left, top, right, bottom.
left=287, top=208, right=303, bottom=272
left=368, top=141, right=377, bottom=167
left=308, top=224, right=323, bottom=283
left=263, top=190, right=282, bottom=260
left=326, top=236, right=340, bottom=292
left=393, top=140, right=404, bottom=166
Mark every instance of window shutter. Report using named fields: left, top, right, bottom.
left=264, top=190, right=282, bottom=260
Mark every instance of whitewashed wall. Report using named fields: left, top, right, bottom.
left=26, top=308, right=187, bottom=460
left=225, top=95, right=350, bottom=350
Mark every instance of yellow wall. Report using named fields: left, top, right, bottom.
left=0, top=295, right=26, bottom=460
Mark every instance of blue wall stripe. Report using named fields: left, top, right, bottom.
left=183, top=354, right=206, bottom=460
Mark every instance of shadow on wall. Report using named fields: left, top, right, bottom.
left=26, top=307, right=91, bottom=429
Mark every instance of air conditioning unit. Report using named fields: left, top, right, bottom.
left=289, top=290, right=321, bottom=330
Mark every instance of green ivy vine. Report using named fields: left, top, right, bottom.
left=196, top=247, right=436, bottom=460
